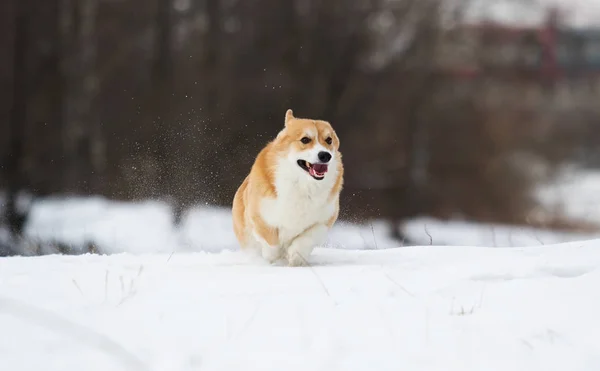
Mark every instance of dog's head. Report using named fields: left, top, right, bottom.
left=273, top=109, right=341, bottom=181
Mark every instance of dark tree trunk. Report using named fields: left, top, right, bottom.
left=154, top=0, right=172, bottom=80
left=153, top=0, right=185, bottom=225
left=204, top=0, right=220, bottom=120
left=5, top=0, right=31, bottom=240
left=386, top=71, right=437, bottom=245
left=60, top=0, right=99, bottom=194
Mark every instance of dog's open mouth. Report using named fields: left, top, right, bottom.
left=297, top=160, right=328, bottom=180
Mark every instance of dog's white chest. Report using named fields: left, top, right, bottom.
left=260, top=165, right=336, bottom=246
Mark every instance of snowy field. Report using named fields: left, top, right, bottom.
left=14, top=167, right=600, bottom=254
left=1, top=241, right=600, bottom=371
left=1, top=168, right=600, bottom=370
left=18, top=195, right=600, bottom=255
left=536, top=167, right=600, bottom=227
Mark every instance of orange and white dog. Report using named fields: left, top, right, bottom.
left=232, top=109, right=344, bottom=266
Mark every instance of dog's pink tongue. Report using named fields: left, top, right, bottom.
left=310, top=163, right=328, bottom=177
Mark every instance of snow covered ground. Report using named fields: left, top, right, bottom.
left=536, top=167, right=600, bottom=226
left=0, top=156, right=568, bottom=255
left=19, top=167, right=600, bottom=254
left=1, top=241, right=600, bottom=371
left=19, top=195, right=600, bottom=254
left=2, top=167, right=600, bottom=370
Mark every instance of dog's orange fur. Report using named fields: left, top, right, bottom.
left=232, top=109, right=344, bottom=257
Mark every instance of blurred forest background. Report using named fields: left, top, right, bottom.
left=2, top=0, right=600, bottom=255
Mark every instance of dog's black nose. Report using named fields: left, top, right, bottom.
left=318, top=151, right=332, bottom=163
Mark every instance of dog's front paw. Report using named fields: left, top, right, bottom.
left=287, top=252, right=309, bottom=267
left=261, top=244, right=283, bottom=263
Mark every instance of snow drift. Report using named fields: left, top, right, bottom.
left=1, top=240, right=599, bottom=371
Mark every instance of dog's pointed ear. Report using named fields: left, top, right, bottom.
left=285, top=109, right=294, bottom=126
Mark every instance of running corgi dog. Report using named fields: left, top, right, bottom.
left=232, top=109, right=344, bottom=266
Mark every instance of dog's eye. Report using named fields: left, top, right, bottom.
left=325, top=137, right=332, bottom=145
left=300, top=137, right=311, bottom=144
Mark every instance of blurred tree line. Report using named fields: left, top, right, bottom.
left=0, top=0, right=579, bottom=249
